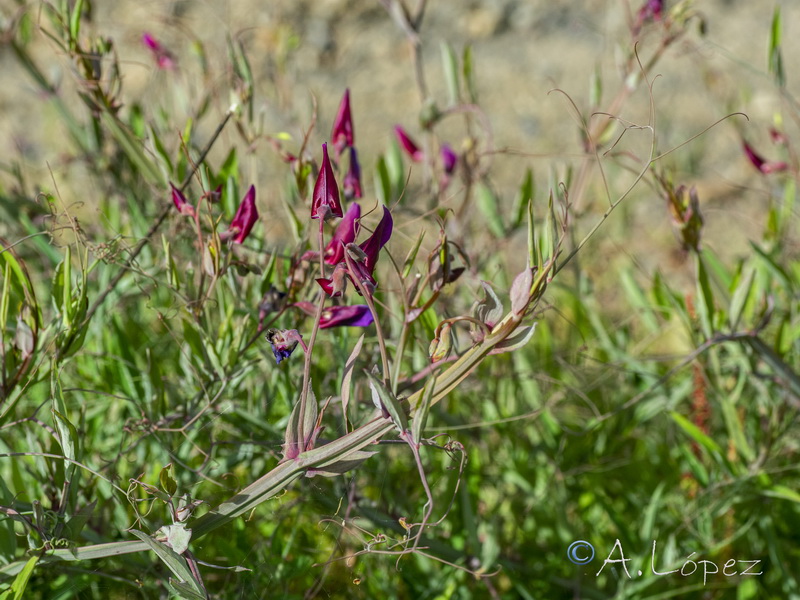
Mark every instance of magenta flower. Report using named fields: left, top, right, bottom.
left=294, top=302, right=374, bottom=329
left=170, top=183, right=195, bottom=217
left=770, top=128, right=787, bottom=145
left=634, top=0, right=663, bottom=31
left=324, top=202, right=361, bottom=265
left=221, top=185, right=259, bottom=243
left=440, top=144, right=457, bottom=175
left=311, top=143, right=343, bottom=220
left=743, top=141, right=788, bottom=174
left=343, top=147, right=363, bottom=200
left=316, top=262, right=349, bottom=297
left=331, top=89, right=354, bottom=158
left=394, top=126, right=424, bottom=162
left=142, top=32, right=176, bottom=70
left=359, top=205, right=393, bottom=277
left=340, top=205, right=393, bottom=294
left=639, top=0, right=663, bottom=20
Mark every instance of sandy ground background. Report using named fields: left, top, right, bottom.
left=2, top=0, right=800, bottom=287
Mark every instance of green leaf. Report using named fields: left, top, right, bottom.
left=695, top=252, right=715, bottom=337
left=728, top=265, right=754, bottom=330
left=0, top=555, right=38, bottom=600
left=620, top=270, right=659, bottom=332
left=527, top=198, right=536, bottom=269
left=511, top=168, right=534, bottom=229
left=129, top=530, right=204, bottom=596
left=752, top=242, right=793, bottom=291
left=340, top=334, right=365, bottom=432
left=440, top=41, right=460, bottom=106
left=307, top=450, right=377, bottom=478
left=476, top=183, right=505, bottom=238
left=670, top=411, right=722, bottom=456
left=374, top=155, right=391, bottom=206
left=68, top=0, right=84, bottom=47
left=402, top=230, right=426, bottom=279
left=168, top=579, right=207, bottom=600
left=283, top=390, right=318, bottom=459
left=385, top=139, right=405, bottom=195
left=641, top=481, right=666, bottom=541
left=589, top=64, right=602, bottom=107
left=218, top=148, right=239, bottom=187
left=281, top=193, right=303, bottom=243
left=768, top=7, right=785, bottom=87
left=762, top=485, right=800, bottom=504
left=101, top=113, right=165, bottom=187
left=160, top=464, right=178, bottom=497
left=462, top=45, right=478, bottom=103
left=365, top=370, right=408, bottom=433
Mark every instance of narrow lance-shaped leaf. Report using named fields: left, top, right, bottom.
left=695, top=252, right=715, bottom=338
left=512, top=167, right=534, bottom=229
left=728, top=266, right=755, bottom=330
left=2, top=555, right=38, bottom=600
left=340, top=334, right=365, bottom=432
left=463, top=44, right=478, bottom=103
left=365, top=370, right=408, bottom=433
left=402, top=229, right=426, bottom=279
left=0, top=261, right=10, bottom=339
left=527, top=198, right=536, bottom=270
left=374, top=155, right=391, bottom=206
left=769, top=7, right=785, bottom=87
left=128, top=530, right=204, bottom=598
left=440, top=41, right=460, bottom=106
left=302, top=390, right=319, bottom=451
left=476, top=182, right=505, bottom=238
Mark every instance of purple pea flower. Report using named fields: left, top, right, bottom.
left=743, top=141, right=788, bottom=174
left=324, top=202, right=361, bottom=266
left=265, top=329, right=306, bottom=364
left=316, top=262, right=349, bottom=297
left=294, top=302, right=374, bottom=329
left=170, top=183, right=195, bottom=217
left=311, top=143, right=343, bottom=220
left=221, top=185, right=259, bottom=243
left=340, top=205, right=393, bottom=295
left=394, top=126, right=424, bottom=162
left=343, top=147, right=363, bottom=200
left=142, top=32, right=176, bottom=70
left=440, top=144, right=457, bottom=175
left=359, top=205, right=393, bottom=277
left=331, top=89, right=354, bottom=158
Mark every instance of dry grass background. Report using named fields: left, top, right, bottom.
left=3, top=0, right=799, bottom=286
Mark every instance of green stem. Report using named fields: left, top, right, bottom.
left=298, top=220, right=327, bottom=440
